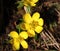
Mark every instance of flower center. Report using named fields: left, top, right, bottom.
left=30, top=20, right=39, bottom=30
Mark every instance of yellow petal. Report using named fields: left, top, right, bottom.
left=24, top=0, right=38, bottom=6
left=20, top=23, right=31, bottom=30
left=32, top=12, right=40, bottom=21
left=20, top=23, right=26, bottom=30
left=30, top=2, right=36, bottom=6
left=38, top=18, right=44, bottom=26
left=35, top=26, right=43, bottom=33
left=21, top=40, right=28, bottom=49
left=13, top=39, right=20, bottom=50
left=24, top=1, right=28, bottom=6
left=23, top=13, right=32, bottom=23
left=27, top=29, right=35, bottom=37
left=30, top=0, right=38, bottom=3
left=8, top=31, right=18, bottom=38
left=19, top=31, right=28, bottom=39
left=25, top=23, right=31, bottom=30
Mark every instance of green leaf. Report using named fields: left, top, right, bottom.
left=25, top=6, right=31, bottom=13
left=17, top=1, right=24, bottom=8
left=16, top=24, right=19, bottom=29
left=19, top=19, right=23, bottom=22
left=16, top=24, right=20, bottom=33
left=34, top=34, right=38, bottom=40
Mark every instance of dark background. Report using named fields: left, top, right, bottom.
left=0, top=0, right=16, bottom=34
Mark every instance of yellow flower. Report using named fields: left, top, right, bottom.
left=23, top=0, right=38, bottom=6
left=20, top=12, right=44, bottom=37
left=8, top=31, right=28, bottom=50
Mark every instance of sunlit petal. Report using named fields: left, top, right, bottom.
left=32, top=12, right=40, bottom=21
left=31, top=0, right=38, bottom=3
left=35, top=26, right=43, bottom=33
left=30, top=2, right=36, bottom=6
left=13, top=39, right=20, bottom=50
left=24, top=0, right=38, bottom=6
left=8, top=31, right=19, bottom=38
left=21, top=40, right=28, bottom=49
left=25, top=23, right=31, bottom=30
left=23, top=13, right=32, bottom=23
left=19, top=31, right=28, bottom=39
left=27, top=29, right=35, bottom=37
left=38, top=18, right=44, bottom=26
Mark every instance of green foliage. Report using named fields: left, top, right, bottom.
left=16, top=1, right=24, bottom=8
left=24, top=6, right=31, bottom=13
left=26, top=6, right=31, bottom=13
left=16, top=18, right=23, bottom=33
left=34, top=34, right=38, bottom=40
left=16, top=24, right=21, bottom=33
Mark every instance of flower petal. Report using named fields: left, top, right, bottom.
left=13, top=39, right=20, bottom=50
left=38, top=18, right=44, bottom=26
left=20, top=23, right=31, bottom=30
left=32, top=12, right=40, bottom=21
left=19, top=31, right=28, bottom=39
left=35, top=26, right=43, bottom=33
left=23, top=13, right=32, bottom=23
left=8, top=31, right=19, bottom=38
left=27, top=29, right=35, bottom=37
left=25, top=23, right=31, bottom=30
left=24, top=1, right=28, bottom=6
left=30, top=2, right=36, bottom=6
left=30, top=0, right=38, bottom=3
left=21, top=40, right=28, bottom=49
left=20, top=23, right=26, bottom=30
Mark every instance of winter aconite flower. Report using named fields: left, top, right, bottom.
left=20, top=12, right=44, bottom=37
left=8, top=31, right=28, bottom=50
left=23, top=0, right=38, bottom=6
